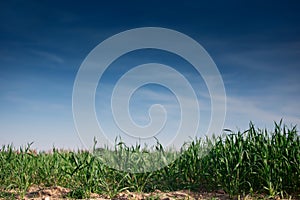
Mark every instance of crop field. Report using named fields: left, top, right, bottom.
left=0, top=121, right=299, bottom=200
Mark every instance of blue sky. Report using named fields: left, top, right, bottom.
left=1, top=1, right=300, bottom=150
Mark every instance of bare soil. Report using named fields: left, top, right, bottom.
left=1, top=185, right=298, bottom=200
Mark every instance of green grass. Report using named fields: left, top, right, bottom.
left=0, top=121, right=299, bottom=199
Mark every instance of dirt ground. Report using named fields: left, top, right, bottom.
left=1, top=185, right=298, bottom=200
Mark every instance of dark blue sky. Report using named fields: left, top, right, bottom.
left=1, top=0, right=300, bottom=149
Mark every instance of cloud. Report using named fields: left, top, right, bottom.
left=30, top=49, right=64, bottom=64
left=224, top=93, right=300, bottom=130
left=203, top=37, right=300, bottom=130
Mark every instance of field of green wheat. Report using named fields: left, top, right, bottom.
left=0, top=121, right=299, bottom=199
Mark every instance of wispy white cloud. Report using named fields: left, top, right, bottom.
left=224, top=94, right=300, bottom=130
left=3, top=92, right=69, bottom=114
left=202, top=37, right=300, bottom=130
left=30, top=49, right=65, bottom=64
